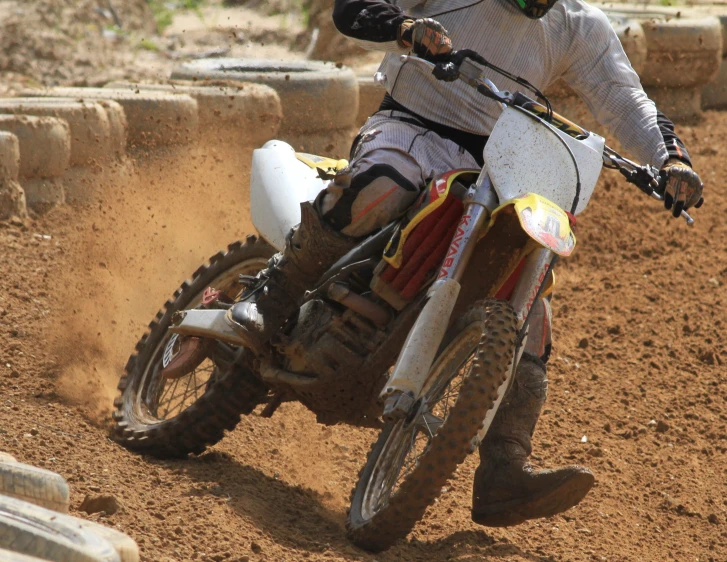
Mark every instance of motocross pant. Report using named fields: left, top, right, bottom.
left=319, top=112, right=552, bottom=359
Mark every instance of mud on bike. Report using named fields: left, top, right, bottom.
left=111, top=50, right=697, bottom=551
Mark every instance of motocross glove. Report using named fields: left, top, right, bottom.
left=660, top=159, right=704, bottom=218
left=398, top=18, right=453, bottom=60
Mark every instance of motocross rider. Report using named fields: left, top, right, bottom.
left=227, top=0, right=704, bottom=526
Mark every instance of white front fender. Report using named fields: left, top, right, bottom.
left=250, top=140, right=327, bottom=251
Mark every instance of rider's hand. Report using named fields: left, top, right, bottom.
left=398, top=18, right=453, bottom=60
left=660, top=159, right=704, bottom=218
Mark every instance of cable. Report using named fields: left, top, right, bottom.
left=452, top=50, right=553, bottom=122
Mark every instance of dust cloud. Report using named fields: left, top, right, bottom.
left=48, top=141, right=258, bottom=423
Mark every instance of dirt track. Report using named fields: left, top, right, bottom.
left=1, top=110, right=726, bottom=562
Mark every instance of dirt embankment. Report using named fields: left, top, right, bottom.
left=0, top=0, right=157, bottom=89
left=1, top=102, right=727, bottom=562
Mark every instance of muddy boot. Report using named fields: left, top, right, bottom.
left=226, top=201, right=358, bottom=350
left=471, top=354, right=594, bottom=527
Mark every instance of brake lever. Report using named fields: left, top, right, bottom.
left=618, top=166, right=657, bottom=196
left=605, top=150, right=695, bottom=226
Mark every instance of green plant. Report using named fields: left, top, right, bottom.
left=139, top=38, right=160, bottom=51
left=147, top=0, right=206, bottom=33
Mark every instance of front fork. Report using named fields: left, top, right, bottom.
left=381, top=174, right=555, bottom=421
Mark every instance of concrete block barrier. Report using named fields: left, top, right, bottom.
left=702, top=59, right=727, bottom=109
left=171, top=59, right=359, bottom=156
left=104, top=81, right=283, bottom=149
left=21, top=88, right=199, bottom=149
left=0, top=132, right=26, bottom=220
left=94, top=99, right=128, bottom=159
left=640, top=15, right=722, bottom=120
left=699, top=13, right=727, bottom=109
left=22, top=177, right=64, bottom=211
left=0, top=130, right=20, bottom=182
left=0, top=115, right=70, bottom=212
left=0, top=115, right=70, bottom=180
left=601, top=7, right=722, bottom=120
left=356, top=74, right=385, bottom=128
left=0, top=99, right=112, bottom=167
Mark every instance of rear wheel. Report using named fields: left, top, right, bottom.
left=111, top=236, right=275, bottom=458
left=347, top=300, right=518, bottom=552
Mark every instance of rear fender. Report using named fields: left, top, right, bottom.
left=250, top=140, right=348, bottom=251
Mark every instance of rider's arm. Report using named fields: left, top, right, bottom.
left=656, top=111, right=691, bottom=166
left=332, top=0, right=409, bottom=52
left=558, top=8, right=691, bottom=168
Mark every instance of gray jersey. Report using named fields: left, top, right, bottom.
left=349, top=0, right=669, bottom=168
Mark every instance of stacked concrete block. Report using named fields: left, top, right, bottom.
left=21, top=88, right=199, bottom=150
left=0, top=98, right=132, bottom=203
left=639, top=15, right=722, bottom=120
left=171, top=59, right=359, bottom=157
left=597, top=6, right=723, bottom=120
left=700, top=14, right=727, bottom=109
left=0, top=115, right=71, bottom=210
left=0, top=99, right=113, bottom=167
left=0, top=132, right=26, bottom=220
left=0, top=77, right=288, bottom=212
left=104, top=81, right=283, bottom=149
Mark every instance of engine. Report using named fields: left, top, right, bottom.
left=277, top=297, right=389, bottom=426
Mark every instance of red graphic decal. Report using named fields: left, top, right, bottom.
left=437, top=215, right=471, bottom=279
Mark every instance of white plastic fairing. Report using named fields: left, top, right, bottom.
left=250, top=140, right=327, bottom=250
left=484, top=107, right=605, bottom=215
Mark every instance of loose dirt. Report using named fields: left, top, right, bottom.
left=1, top=110, right=726, bottom=561
left=0, top=0, right=307, bottom=93
left=1, top=1, right=727, bottom=561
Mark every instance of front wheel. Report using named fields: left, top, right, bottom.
left=111, top=236, right=276, bottom=458
left=347, top=299, right=519, bottom=552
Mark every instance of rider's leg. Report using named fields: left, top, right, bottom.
left=226, top=149, right=423, bottom=348
left=226, top=197, right=361, bottom=349
left=226, top=114, right=481, bottom=350
left=471, top=297, right=595, bottom=527
left=319, top=149, right=423, bottom=237
left=226, top=151, right=429, bottom=349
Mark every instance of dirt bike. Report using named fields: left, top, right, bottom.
left=111, top=50, right=696, bottom=552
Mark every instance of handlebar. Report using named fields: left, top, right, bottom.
left=399, top=52, right=696, bottom=226
left=601, top=148, right=694, bottom=226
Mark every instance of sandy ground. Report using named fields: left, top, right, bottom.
left=0, top=101, right=726, bottom=562
left=0, top=0, right=309, bottom=92
left=0, top=1, right=727, bottom=561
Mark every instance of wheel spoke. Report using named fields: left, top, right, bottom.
left=175, top=367, right=196, bottom=414
left=157, top=364, right=174, bottom=405
left=360, top=325, right=482, bottom=522
left=159, top=378, right=181, bottom=419
left=418, top=412, right=443, bottom=437
left=129, top=252, right=271, bottom=429
left=161, top=375, right=210, bottom=418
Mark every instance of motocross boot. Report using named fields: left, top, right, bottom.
left=471, top=354, right=594, bottom=527
left=226, top=200, right=359, bottom=351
